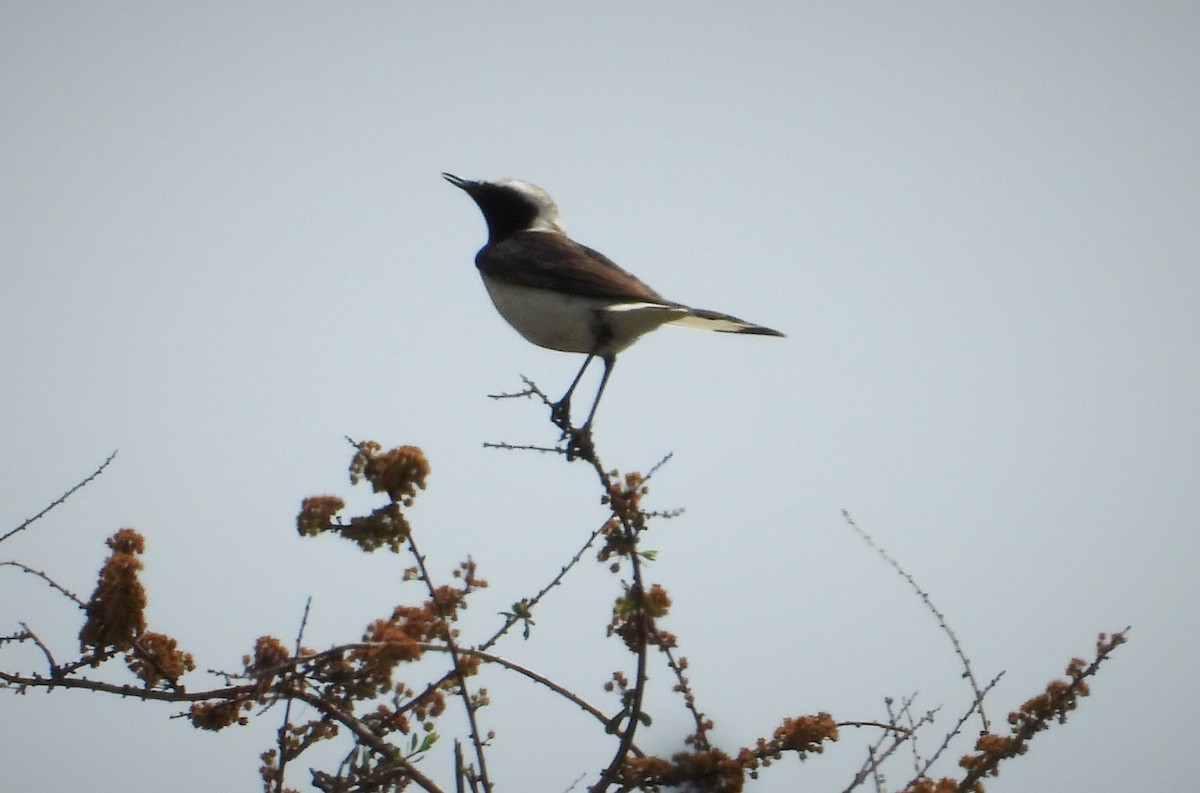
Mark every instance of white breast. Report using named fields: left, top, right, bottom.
left=481, top=276, right=687, bottom=356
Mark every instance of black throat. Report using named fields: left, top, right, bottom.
left=466, top=183, right=541, bottom=244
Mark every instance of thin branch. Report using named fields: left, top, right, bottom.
left=594, top=500, right=651, bottom=792
left=605, top=585, right=649, bottom=787
left=450, top=645, right=641, bottom=757
left=481, top=441, right=564, bottom=455
left=272, top=597, right=312, bottom=793
left=406, top=533, right=493, bottom=793
left=841, top=509, right=990, bottom=732
left=662, top=644, right=710, bottom=750
left=902, top=695, right=925, bottom=777
left=0, top=623, right=118, bottom=684
left=642, top=452, right=674, bottom=482
left=204, top=636, right=644, bottom=759
left=1, top=451, right=118, bottom=545
left=284, top=685, right=445, bottom=793
left=0, top=663, right=446, bottom=793
left=908, top=672, right=1003, bottom=788
left=478, top=520, right=608, bottom=652
left=508, top=390, right=667, bottom=792
left=1, top=561, right=85, bottom=607
left=838, top=719, right=919, bottom=734
left=842, top=696, right=935, bottom=793
left=955, top=629, right=1128, bottom=791
left=18, top=622, right=59, bottom=675
left=485, top=382, right=662, bottom=791
left=0, top=668, right=252, bottom=701
left=455, top=740, right=466, bottom=793
left=488, top=375, right=548, bottom=404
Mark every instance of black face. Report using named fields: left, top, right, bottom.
left=445, top=175, right=540, bottom=243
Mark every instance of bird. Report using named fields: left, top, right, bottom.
left=443, top=172, right=784, bottom=438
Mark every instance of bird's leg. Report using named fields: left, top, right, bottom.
left=579, top=355, right=616, bottom=433
left=564, top=355, right=616, bottom=461
left=552, top=353, right=595, bottom=431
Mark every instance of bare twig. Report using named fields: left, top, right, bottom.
left=488, top=375, right=549, bottom=405
left=0, top=624, right=118, bottom=687
left=841, top=510, right=990, bottom=732
left=18, top=622, right=59, bottom=675
left=1, top=561, right=86, bottom=607
left=643, top=452, right=674, bottom=481
left=842, top=696, right=936, bottom=793
left=838, top=719, right=920, bottom=735
left=478, top=521, right=608, bottom=652
left=271, top=597, right=312, bottom=793
left=903, top=695, right=925, bottom=776
left=0, top=667, right=252, bottom=701
left=481, top=441, right=564, bottom=454
left=455, top=740, right=466, bottom=793
left=1, top=451, right=118, bottom=545
left=908, top=672, right=1003, bottom=787
left=448, top=645, right=641, bottom=757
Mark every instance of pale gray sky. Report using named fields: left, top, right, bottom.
left=3, top=4, right=1197, bottom=792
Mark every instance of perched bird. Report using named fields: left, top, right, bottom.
left=443, top=173, right=783, bottom=434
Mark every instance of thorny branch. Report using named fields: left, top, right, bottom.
left=270, top=597, right=312, bottom=793
left=842, top=509, right=991, bottom=733
left=1, top=561, right=86, bottom=607
left=0, top=451, right=118, bottom=546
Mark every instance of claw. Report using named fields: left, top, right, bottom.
left=565, top=426, right=594, bottom=462
left=551, top=398, right=572, bottom=431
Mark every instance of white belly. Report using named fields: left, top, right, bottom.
left=481, top=277, right=686, bottom=356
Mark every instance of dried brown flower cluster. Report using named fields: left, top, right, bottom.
left=617, top=713, right=839, bottom=793
left=78, top=528, right=147, bottom=655
left=360, top=605, right=437, bottom=674
left=606, top=471, right=649, bottom=529
left=350, top=441, right=430, bottom=505
left=188, top=637, right=292, bottom=730
left=609, top=583, right=673, bottom=653
left=254, top=443, right=481, bottom=790
left=752, top=713, right=841, bottom=761
left=955, top=630, right=1128, bottom=788
left=295, top=495, right=345, bottom=537
left=297, top=443, right=432, bottom=552
left=620, top=749, right=745, bottom=793
left=904, top=777, right=962, bottom=793
left=70, top=529, right=198, bottom=688
left=127, top=631, right=195, bottom=688
left=190, top=698, right=252, bottom=731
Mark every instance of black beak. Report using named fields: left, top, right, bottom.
left=442, top=172, right=475, bottom=191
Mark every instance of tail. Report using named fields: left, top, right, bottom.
left=670, top=307, right=785, bottom=337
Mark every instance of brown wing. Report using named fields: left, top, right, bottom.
left=476, top=231, right=671, bottom=304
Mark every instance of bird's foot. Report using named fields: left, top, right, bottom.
left=550, top=398, right=572, bottom=432
left=564, top=425, right=595, bottom=462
